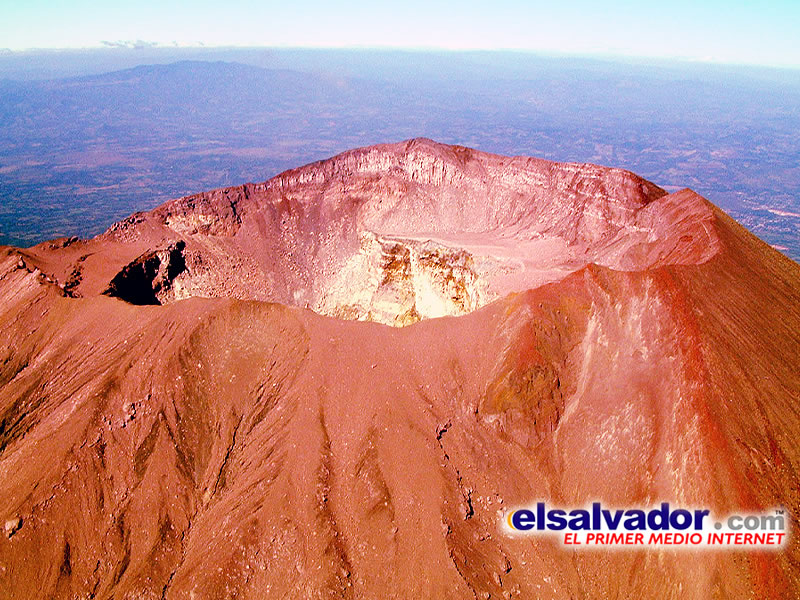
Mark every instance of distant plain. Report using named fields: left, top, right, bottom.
left=1, top=48, right=798, bottom=260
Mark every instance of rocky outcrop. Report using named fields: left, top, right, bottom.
left=103, top=240, right=187, bottom=305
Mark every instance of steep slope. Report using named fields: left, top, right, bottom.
left=0, top=140, right=798, bottom=599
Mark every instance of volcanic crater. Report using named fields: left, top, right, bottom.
left=35, top=138, right=717, bottom=325
left=0, top=139, right=798, bottom=599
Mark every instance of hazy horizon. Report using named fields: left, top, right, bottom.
left=3, top=46, right=800, bottom=84
left=3, top=0, right=800, bottom=68
left=2, top=44, right=800, bottom=74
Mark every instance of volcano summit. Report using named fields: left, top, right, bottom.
left=0, top=139, right=798, bottom=598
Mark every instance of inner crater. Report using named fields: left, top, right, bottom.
left=316, top=232, right=488, bottom=326
left=86, top=139, right=719, bottom=326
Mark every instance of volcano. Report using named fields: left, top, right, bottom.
left=0, top=139, right=798, bottom=598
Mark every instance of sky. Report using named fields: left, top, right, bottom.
left=1, top=0, right=799, bottom=68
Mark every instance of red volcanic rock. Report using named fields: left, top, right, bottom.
left=0, top=139, right=798, bottom=598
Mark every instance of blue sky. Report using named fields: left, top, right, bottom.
left=1, top=0, right=799, bottom=68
